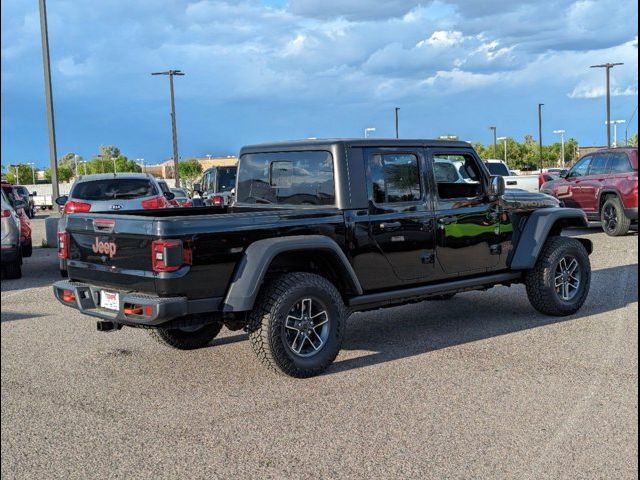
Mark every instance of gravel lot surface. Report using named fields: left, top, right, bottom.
left=2, top=216, right=637, bottom=479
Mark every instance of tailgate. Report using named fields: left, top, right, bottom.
left=64, top=213, right=157, bottom=291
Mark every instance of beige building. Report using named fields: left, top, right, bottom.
left=143, top=156, right=238, bottom=179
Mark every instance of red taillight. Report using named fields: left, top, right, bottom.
left=62, top=289, right=75, bottom=303
left=182, top=200, right=192, bottom=208
left=64, top=201, right=92, bottom=214
left=151, top=239, right=192, bottom=272
left=141, top=196, right=169, bottom=209
left=1, top=209, right=10, bottom=218
left=212, top=195, right=223, bottom=206
left=58, top=232, right=70, bottom=259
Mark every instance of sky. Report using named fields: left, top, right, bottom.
left=1, top=0, right=638, bottom=169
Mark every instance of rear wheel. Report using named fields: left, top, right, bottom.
left=149, top=321, right=223, bottom=350
left=525, top=236, right=590, bottom=316
left=601, top=196, right=631, bottom=236
left=3, top=252, right=22, bottom=280
left=21, top=239, right=32, bottom=258
left=248, top=272, right=346, bottom=378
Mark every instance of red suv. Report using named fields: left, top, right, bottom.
left=541, top=148, right=638, bottom=236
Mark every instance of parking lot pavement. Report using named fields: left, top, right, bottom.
left=1, top=220, right=637, bottom=479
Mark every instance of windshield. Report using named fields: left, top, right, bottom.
left=485, top=162, right=510, bottom=176
left=71, top=179, right=157, bottom=200
left=216, top=167, right=237, bottom=193
left=236, top=151, right=335, bottom=205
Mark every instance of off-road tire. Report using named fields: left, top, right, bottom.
left=22, top=239, right=33, bottom=258
left=525, top=236, right=590, bottom=316
left=149, top=322, right=223, bottom=350
left=248, top=272, right=346, bottom=378
left=601, top=196, right=631, bottom=237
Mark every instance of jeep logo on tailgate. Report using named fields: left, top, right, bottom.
left=92, top=238, right=117, bottom=258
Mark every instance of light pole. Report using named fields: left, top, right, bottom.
left=590, top=62, right=624, bottom=147
left=364, top=127, right=376, bottom=138
left=152, top=69, right=184, bottom=186
left=394, top=107, right=400, bottom=139
left=497, top=137, right=507, bottom=165
left=112, top=155, right=117, bottom=173
left=73, top=154, right=80, bottom=177
left=489, top=126, right=497, bottom=158
left=553, top=129, right=566, bottom=167
left=28, top=162, right=36, bottom=184
left=605, top=120, right=625, bottom=147
left=626, top=105, right=637, bottom=145
left=538, top=104, right=544, bottom=173
left=137, top=158, right=145, bottom=173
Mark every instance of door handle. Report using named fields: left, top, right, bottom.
left=438, top=216, right=457, bottom=225
left=379, top=221, right=402, bottom=230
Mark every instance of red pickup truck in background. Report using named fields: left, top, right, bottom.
left=541, top=148, right=638, bottom=236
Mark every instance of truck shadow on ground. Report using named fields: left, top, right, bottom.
left=329, top=263, right=638, bottom=375
left=1, top=248, right=61, bottom=292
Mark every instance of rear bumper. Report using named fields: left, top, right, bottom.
left=1, top=246, right=20, bottom=263
left=52, top=280, right=222, bottom=327
left=624, top=207, right=638, bottom=221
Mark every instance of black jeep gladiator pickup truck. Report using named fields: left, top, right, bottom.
left=54, top=139, right=593, bottom=377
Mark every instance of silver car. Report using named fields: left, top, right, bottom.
left=56, top=173, right=175, bottom=275
left=1, top=189, right=24, bottom=278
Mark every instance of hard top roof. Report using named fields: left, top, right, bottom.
left=240, top=138, right=472, bottom=154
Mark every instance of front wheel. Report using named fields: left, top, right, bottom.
left=601, top=196, right=631, bottom=237
left=248, top=272, right=346, bottom=378
left=525, top=236, right=590, bottom=316
left=149, top=321, right=223, bottom=350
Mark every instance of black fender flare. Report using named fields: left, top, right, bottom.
left=509, top=208, right=592, bottom=270
left=222, top=235, right=363, bottom=312
left=597, top=188, right=621, bottom=212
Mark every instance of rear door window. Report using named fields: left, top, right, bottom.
left=485, top=162, right=510, bottom=176
left=588, top=153, right=610, bottom=175
left=369, top=153, right=421, bottom=204
left=71, top=179, right=157, bottom=200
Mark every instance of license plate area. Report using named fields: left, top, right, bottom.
left=99, top=290, right=120, bottom=311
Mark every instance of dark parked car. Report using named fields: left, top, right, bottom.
left=1, top=189, right=26, bottom=278
left=13, top=185, right=36, bottom=218
left=194, top=165, right=237, bottom=207
left=53, top=139, right=592, bottom=378
left=541, top=148, right=638, bottom=236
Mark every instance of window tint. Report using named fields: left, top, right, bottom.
left=216, top=167, right=237, bottom=192
left=609, top=152, right=632, bottom=173
left=71, top=179, right=157, bottom=200
left=485, top=162, right=510, bottom=176
left=588, top=154, right=609, bottom=175
left=432, top=154, right=484, bottom=200
left=237, top=151, right=335, bottom=205
left=568, top=156, right=592, bottom=178
left=157, top=181, right=171, bottom=194
left=369, top=154, right=421, bottom=203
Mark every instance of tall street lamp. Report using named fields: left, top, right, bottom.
left=137, top=158, right=145, bottom=173
left=394, top=107, right=400, bottom=139
left=489, top=126, right=497, bottom=158
left=590, top=62, right=624, bottom=147
left=538, top=104, right=544, bottom=173
left=152, top=69, right=185, bottom=186
left=605, top=120, right=625, bottom=147
left=38, top=0, right=59, bottom=201
left=497, top=137, right=507, bottom=165
left=625, top=105, right=637, bottom=146
left=28, top=162, right=36, bottom=184
left=364, top=127, right=376, bottom=138
left=553, top=129, right=566, bottom=168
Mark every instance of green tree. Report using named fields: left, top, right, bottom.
left=6, top=164, right=36, bottom=185
left=178, top=158, right=203, bottom=190
left=629, top=133, right=638, bottom=147
left=44, top=164, right=74, bottom=183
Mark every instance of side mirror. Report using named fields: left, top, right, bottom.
left=192, top=183, right=202, bottom=194
left=163, top=191, right=175, bottom=201
left=55, top=195, right=69, bottom=206
left=488, top=175, right=505, bottom=197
